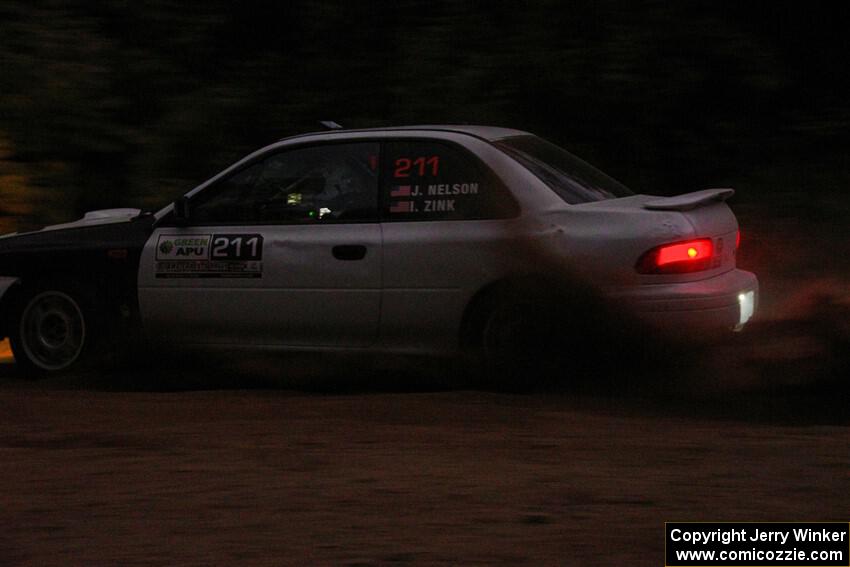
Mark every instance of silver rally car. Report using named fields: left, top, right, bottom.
left=0, top=125, right=758, bottom=375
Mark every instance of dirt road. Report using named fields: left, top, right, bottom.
left=1, top=353, right=848, bottom=567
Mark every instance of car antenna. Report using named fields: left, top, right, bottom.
left=319, top=120, right=343, bottom=130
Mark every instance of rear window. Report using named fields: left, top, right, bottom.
left=494, top=135, right=634, bottom=204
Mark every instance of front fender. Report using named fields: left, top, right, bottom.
left=0, top=277, right=20, bottom=337
left=0, top=277, right=19, bottom=298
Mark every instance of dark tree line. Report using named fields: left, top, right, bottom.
left=1, top=1, right=848, bottom=231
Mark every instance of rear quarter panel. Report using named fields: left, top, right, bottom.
left=535, top=197, right=741, bottom=290
left=380, top=218, right=538, bottom=352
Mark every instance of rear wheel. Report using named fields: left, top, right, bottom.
left=474, top=296, right=560, bottom=390
left=10, top=286, right=91, bottom=376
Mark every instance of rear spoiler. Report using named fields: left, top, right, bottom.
left=643, top=188, right=735, bottom=211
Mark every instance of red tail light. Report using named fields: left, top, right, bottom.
left=736, top=230, right=741, bottom=249
left=636, top=238, right=714, bottom=274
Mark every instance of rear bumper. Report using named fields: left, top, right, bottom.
left=609, top=269, right=759, bottom=333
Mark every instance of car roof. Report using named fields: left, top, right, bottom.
left=280, top=125, right=530, bottom=143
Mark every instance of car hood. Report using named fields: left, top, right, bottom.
left=0, top=209, right=155, bottom=260
left=0, top=208, right=142, bottom=240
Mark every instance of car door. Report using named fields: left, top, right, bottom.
left=379, top=138, right=521, bottom=352
left=138, top=141, right=382, bottom=347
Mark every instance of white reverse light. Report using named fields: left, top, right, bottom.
left=737, top=290, right=755, bottom=328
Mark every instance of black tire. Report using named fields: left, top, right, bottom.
left=9, top=283, right=93, bottom=377
left=473, top=296, right=560, bottom=391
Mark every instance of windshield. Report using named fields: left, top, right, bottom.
left=494, top=135, right=634, bottom=204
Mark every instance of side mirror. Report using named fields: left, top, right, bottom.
left=172, top=196, right=191, bottom=225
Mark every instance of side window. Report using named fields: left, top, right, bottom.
left=383, top=141, right=517, bottom=221
left=190, top=142, right=380, bottom=224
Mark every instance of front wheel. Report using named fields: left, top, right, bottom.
left=10, top=288, right=90, bottom=376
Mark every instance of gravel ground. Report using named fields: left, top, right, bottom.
left=0, top=352, right=848, bottom=566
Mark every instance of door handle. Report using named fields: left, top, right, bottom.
left=332, top=244, right=367, bottom=261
